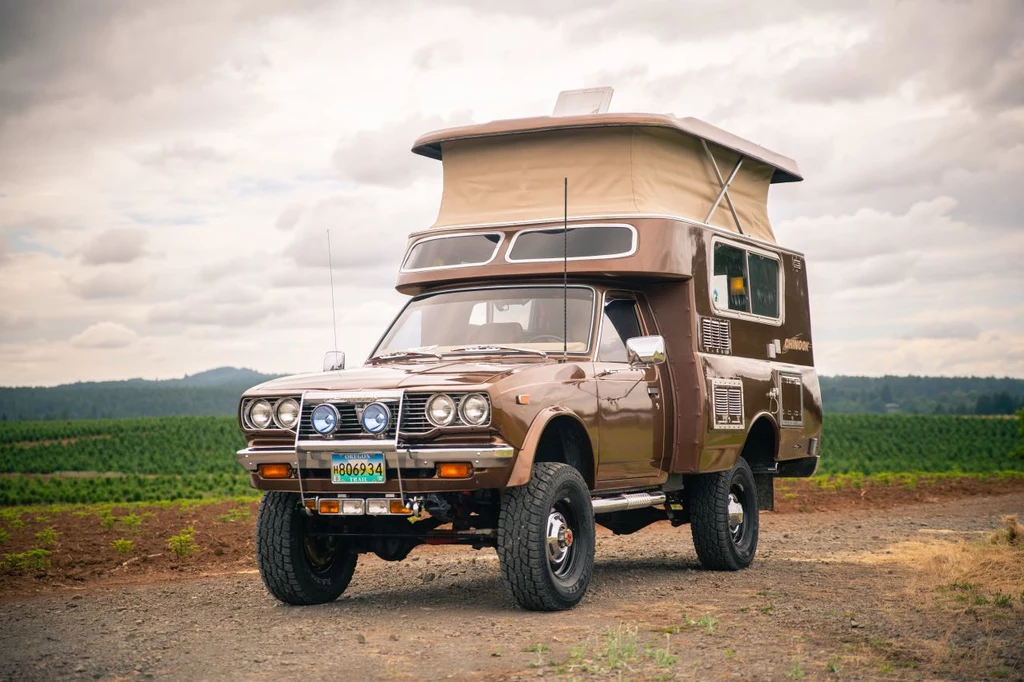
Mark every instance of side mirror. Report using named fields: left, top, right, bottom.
left=322, top=351, right=345, bottom=372
left=626, top=336, right=666, bottom=367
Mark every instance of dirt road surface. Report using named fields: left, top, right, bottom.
left=2, top=492, right=1022, bottom=681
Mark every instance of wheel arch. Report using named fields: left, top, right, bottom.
left=506, top=408, right=595, bottom=489
left=740, top=412, right=780, bottom=471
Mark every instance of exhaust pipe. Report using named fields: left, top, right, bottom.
left=591, top=491, right=666, bottom=514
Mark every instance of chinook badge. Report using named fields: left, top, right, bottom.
left=783, top=337, right=811, bottom=352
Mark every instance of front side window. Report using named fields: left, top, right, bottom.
left=403, top=233, right=502, bottom=271
left=374, top=286, right=595, bottom=356
left=507, top=225, right=635, bottom=262
left=597, top=299, right=642, bottom=363
left=712, top=242, right=781, bottom=321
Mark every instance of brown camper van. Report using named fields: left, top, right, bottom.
left=236, top=104, right=822, bottom=611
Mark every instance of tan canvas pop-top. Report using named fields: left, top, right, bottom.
left=412, top=113, right=801, bottom=244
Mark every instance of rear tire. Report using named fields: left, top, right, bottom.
left=255, top=492, right=358, bottom=605
left=689, top=458, right=759, bottom=571
left=498, top=462, right=595, bottom=611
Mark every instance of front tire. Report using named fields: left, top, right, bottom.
left=498, top=462, right=595, bottom=611
left=689, top=458, right=759, bottom=571
left=255, top=492, right=358, bottom=605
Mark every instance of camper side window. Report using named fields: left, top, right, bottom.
left=712, top=243, right=749, bottom=313
left=712, top=242, right=780, bottom=321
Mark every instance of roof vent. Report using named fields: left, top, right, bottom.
left=553, top=87, right=614, bottom=116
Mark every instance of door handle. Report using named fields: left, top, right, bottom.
left=647, top=387, right=660, bottom=397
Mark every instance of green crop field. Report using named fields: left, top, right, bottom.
left=0, top=414, right=1020, bottom=505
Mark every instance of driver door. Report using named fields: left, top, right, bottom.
left=594, top=296, right=667, bottom=485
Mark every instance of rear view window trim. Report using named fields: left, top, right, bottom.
left=505, top=223, right=638, bottom=263
left=709, top=236, right=784, bottom=326
left=401, top=232, right=505, bottom=273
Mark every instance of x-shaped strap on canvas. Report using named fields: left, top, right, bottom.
left=701, top=139, right=745, bottom=235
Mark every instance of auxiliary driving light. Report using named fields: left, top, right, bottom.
left=257, top=463, right=292, bottom=479
left=366, top=499, right=390, bottom=515
left=437, top=462, right=473, bottom=479
left=341, top=499, right=365, bottom=515
left=318, top=499, right=340, bottom=514
left=311, top=403, right=340, bottom=435
left=361, top=402, right=391, bottom=434
left=389, top=500, right=412, bottom=515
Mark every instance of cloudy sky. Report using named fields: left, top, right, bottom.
left=0, top=0, right=1021, bottom=386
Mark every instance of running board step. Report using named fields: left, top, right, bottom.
left=591, top=491, right=667, bottom=514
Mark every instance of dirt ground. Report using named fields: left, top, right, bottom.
left=1, top=482, right=1022, bottom=681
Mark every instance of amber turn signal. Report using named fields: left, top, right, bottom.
left=258, top=463, right=292, bottom=479
left=319, top=499, right=340, bottom=514
left=437, top=462, right=473, bottom=478
left=303, top=499, right=316, bottom=511
left=389, top=500, right=412, bottom=514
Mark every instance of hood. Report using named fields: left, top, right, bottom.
left=243, top=359, right=538, bottom=396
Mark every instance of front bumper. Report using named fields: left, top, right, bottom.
left=236, top=444, right=516, bottom=494
left=237, top=444, right=514, bottom=471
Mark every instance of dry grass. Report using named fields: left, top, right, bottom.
left=989, top=514, right=1022, bottom=547
left=858, top=515, right=1024, bottom=597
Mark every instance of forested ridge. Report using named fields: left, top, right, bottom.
left=1, top=369, right=1022, bottom=421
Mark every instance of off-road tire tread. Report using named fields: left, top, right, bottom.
left=689, top=459, right=758, bottom=571
left=255, top=491, right=357, bottom=605
left=497, top=462, right=595, bottom=611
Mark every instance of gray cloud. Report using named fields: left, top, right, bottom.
left=139, top=140, right=228, bottom=167
left=902, top=322, right=981, bottom=341
left=331, top=112, right=471, bottom=189
left=69, top=321, right=138, bottom=349
left=275, top=204, right=304, bottom=231
left=783, top=0, right=1024, bottom=108
left=78, top=228, right=149, bottom=265
left=66, top=270, right=148, bottom=300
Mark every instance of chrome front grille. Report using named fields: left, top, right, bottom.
left=297, top=397, right=399, bottom=441
left=399, top=392, right=478, bottom=435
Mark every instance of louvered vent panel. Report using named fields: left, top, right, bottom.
left=710, top=378, right=744, bottom=430
left=701, top=317, right=732, bottom=354
left=792, top=256, right=803, bottom=271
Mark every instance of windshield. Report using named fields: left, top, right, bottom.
left=374, top=286, right=595, bottom=357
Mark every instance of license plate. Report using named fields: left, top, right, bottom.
left=331, top=453, right=386, bottom=484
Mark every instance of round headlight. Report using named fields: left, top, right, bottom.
left=311, top=403, right=340, bottom=435
left=459, top=393, right=490, bottom=426
left=361, top=402, right=391, bottom=434
left=275, top=398, right=300, bottom=429
left=249, top=399, right=273, bottom=429
left=425, top=394, right=456, bottom=427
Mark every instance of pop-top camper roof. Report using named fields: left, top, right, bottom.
left=412, top=111, right=801, bottom=244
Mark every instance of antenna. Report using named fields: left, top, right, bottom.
left=563, top=177, right=568, bottom=360
left=327, top=229, right=339, bottom=354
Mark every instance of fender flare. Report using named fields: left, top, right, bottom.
left=506, top=406, right=591, bottom=487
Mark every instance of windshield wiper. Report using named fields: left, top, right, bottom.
left=368, top=349, right=443, bottom=364
left=446, top=345, right=548, bottom=358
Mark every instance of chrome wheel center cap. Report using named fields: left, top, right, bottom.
left=546, top=510, right=573, bottom=567
left=728, top=492, right=744, bottom=541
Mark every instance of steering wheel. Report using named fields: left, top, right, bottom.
left=527, top=334, right=564, bottom=343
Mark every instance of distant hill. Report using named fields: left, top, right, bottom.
left=821, top=375, right=1024, bottom=415
left=0, top=367, right=283, bottom=421
left=0, top=369, right=1021, bottom=421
